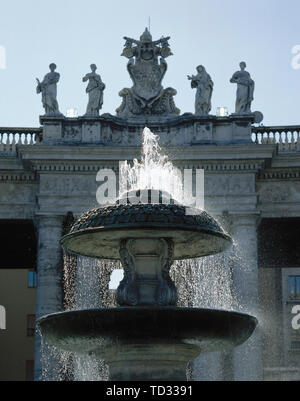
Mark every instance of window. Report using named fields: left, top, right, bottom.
left=27, top=270, right=37, bottom=288
left=27, top=314, right=35, bottom=336
left=288, top=276, right=300, bottom=300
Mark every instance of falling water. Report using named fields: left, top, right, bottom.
left=68, top=256, right=120, bottom=381
left=72, top=256, right=105, bottom=381
left=39, top=338, right=73, bottom=381
left=40, top=254, right=120, bottom=381
left=171, top=251, right=238, bottom=310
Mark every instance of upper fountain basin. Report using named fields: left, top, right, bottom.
left=60, top=189, right=232, bottom=260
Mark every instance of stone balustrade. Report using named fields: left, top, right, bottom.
left=1, top=124, right=300, bottom=153
left=0, top=127, right=42, bottom=153
left=252, top=125, right=300, bottom=151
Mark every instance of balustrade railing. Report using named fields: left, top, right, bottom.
left=0, top=125, right=300, bottom=153
left=0, top=127, right=42, bottom=153
left=252, top=125, right=300, bottom=152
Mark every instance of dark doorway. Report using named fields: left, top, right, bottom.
left=258, top=218, right=300, bottom=268
left=0, top=220, right=37, bottom=268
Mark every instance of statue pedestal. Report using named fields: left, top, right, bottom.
left=38, top=113, right=262, bottom=147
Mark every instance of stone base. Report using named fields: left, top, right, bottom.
left=102, top=344, right=199, bottom=381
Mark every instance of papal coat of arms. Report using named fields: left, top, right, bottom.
left=116, top=28, right=180, bottom=118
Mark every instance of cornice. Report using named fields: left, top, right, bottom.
left=24, top=157, right=269, bottom=173
left=18, top=143, right=276, bottom=161
left=0, top=155, right=25, bottom=170
left=0, top=170, right=37, bottom=183
left=270, top=152, right=300, bottom=168
left=258, top=168, right=300, bottom=181
left=175, top=159, right=265, bottom=172
left=30, top=160, right=119, bottom=172
left=167, top=144, right=277, bottom=161
left=16, top=143, right=277, bottom=174
left=18, top=145, right=141, bottom=161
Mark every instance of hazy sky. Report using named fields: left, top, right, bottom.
left=1, top=0, right=300, bottom=127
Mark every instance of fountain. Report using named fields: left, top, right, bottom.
left=37, top=128, right=257, bottom=381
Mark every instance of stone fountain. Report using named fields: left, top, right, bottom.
left=37, top=170, right=257, bottom=380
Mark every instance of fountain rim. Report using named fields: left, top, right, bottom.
left=36, top=306, right=258, bottom=356
left=37, top=306, right=258, bottom=324
left=60, top=223, right=232, bottom=260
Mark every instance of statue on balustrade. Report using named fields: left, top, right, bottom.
left=230, top=61, right=254, bottom=114
left=83, top=64, right=105, bottom=117
left=188, top=65, right=213, bottom=116
left=36, top=63, right=62, bottom=116
left=116, top=28, right=180, bottom=118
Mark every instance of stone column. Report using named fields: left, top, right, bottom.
left=231, top=213, right=262, bottom=381
left=34, top=215, right=63, bottom=380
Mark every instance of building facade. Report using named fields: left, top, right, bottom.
left=0, top=30, right=300, bottom=381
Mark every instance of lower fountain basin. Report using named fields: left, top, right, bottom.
left=37, top=307, right=257, bottom=355
left=38, top=307, right=257, bottom=381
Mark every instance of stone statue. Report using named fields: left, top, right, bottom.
left=116, top=28, right=180, bottom=118
left=83, top=64, right=105, bottom=116
left=36, top=63, right=61, bottom=116
left=230, top=62, right=254, bottom=114
left=188, top=65, right=213, bottom=116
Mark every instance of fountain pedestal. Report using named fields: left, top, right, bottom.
left=102, top=344, right=199, bottom=381
left=117, top=238, right=177, bottom=306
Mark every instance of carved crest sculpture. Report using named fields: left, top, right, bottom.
left=116, top=28, right=180, bottom=118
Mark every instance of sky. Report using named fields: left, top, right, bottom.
left=1, top=0, right=300, bottom=127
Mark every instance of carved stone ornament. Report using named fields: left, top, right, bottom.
left=116, top=28, right=180, bottom=118
left=116, top=238, right=178, bottom=306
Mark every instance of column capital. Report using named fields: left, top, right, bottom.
left=228, top=212, right=261, bottom=229
left=35, top=212, right=65, bottom=218
left=35, top=213, right=64, bottom=228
